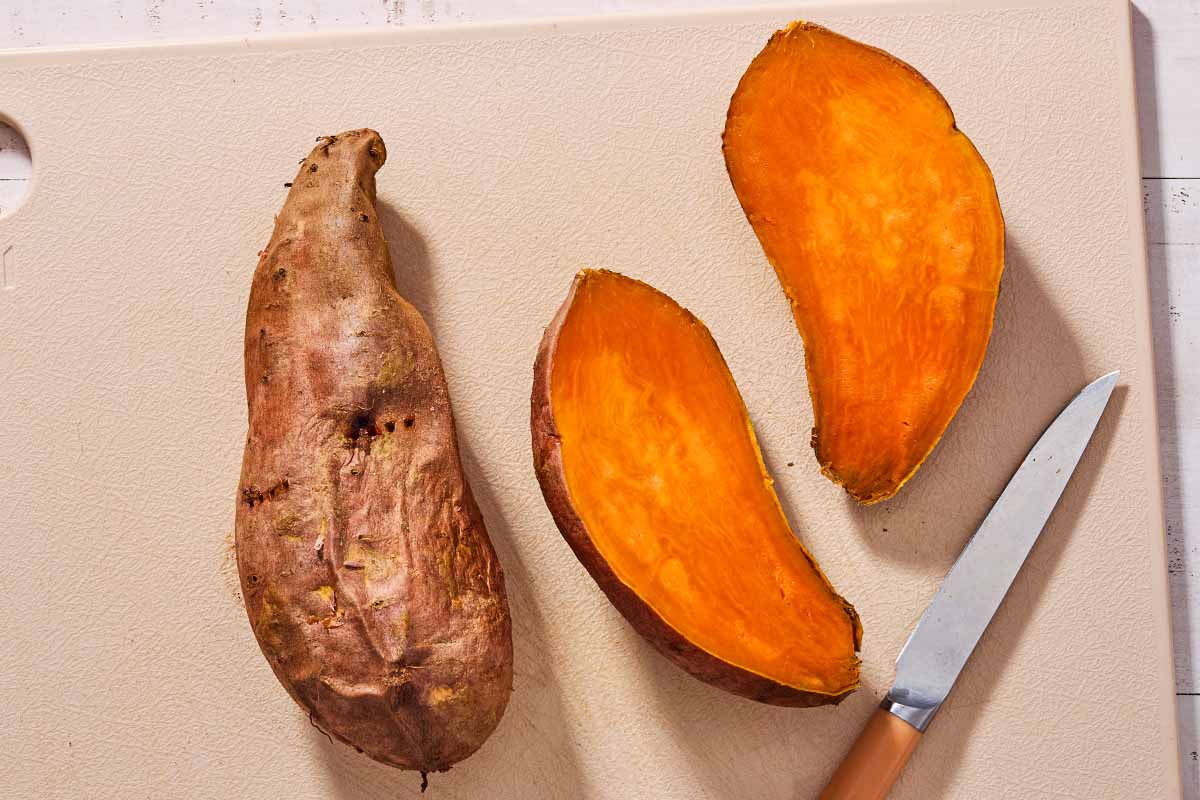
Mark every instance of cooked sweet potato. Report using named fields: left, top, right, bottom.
left=532, top=270, right=861, bottom=706
left=235, top=129, right=512, bottom=774
left=723, top=22, right=1005, bottom=504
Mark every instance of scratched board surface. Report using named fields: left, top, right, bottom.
left=0, top=2, right=1180, bottom=798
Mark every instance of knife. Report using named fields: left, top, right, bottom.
left=820, top=371, right=1120, bottom=800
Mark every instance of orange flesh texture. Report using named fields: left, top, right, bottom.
left=551, top=271, right=859, bottom=696
left=724, top=23, right=1004, bottom=503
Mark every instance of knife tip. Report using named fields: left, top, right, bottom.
left=1085, top=370, right=1120, bottom=404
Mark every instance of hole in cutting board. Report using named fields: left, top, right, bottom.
left=0, top=120, right=32, bottom=218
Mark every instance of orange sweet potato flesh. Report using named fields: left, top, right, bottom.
left=532, top=270, right=861, bottom=706
left=723, top=22, right=1005, bottom=504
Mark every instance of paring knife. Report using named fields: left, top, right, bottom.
left=820, top=371, right=1120, bottom=800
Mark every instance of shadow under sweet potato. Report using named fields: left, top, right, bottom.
left=849, top=238, right=1087, bottom=571
left=621, top=618, right=881, bottom=799
left=377, top=199, right=439, bottom=338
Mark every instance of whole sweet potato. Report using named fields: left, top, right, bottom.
left=235, top=129, right=512, bottom=774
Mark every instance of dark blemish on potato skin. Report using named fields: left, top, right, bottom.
left=274, top=268, right=288, bottom=281
left=242, top=478, right=290, bottom=507
left=346, top=412, right=379, bottom=441
left=384, top=421, right=396, bottom=433
left=360, top=214, right=370, bottom=222
left=317, top=134, right=338, bottom=155
left=403, top=416, right=415, bottom=429
left=309, top=163, right=319, bottom=173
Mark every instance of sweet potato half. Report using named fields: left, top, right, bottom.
left=235, top=130, right=512, bottom=774
left=724, top=22, right=1005, bottom=504
left=532, top=270, right=861, bottom=706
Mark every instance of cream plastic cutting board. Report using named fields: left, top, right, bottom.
left=0, top=1, right=1178, bottom=797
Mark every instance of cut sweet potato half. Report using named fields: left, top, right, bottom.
left=723, top=22, right=1005, bottom=504
left=532, top=270, right=861, bottom=706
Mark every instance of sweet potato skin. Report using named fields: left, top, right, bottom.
left=531, top=273, right=860, bottom=707
left=235, top=129, right=511, bottom=772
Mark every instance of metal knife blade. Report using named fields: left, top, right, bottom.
left=885, top=371, right=1119, bottom=731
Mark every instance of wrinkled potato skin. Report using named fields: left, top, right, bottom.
left=235, top=129, right=512, bottom=773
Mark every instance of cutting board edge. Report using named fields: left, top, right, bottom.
left=0, top=0, right=1127, bottom=65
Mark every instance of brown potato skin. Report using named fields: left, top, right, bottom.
left=236, top=129, right=512, bottom=772
left=531, top=275, right=858, bottom=707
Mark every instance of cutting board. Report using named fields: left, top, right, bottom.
left=0, top=1, right=1178, bottom=797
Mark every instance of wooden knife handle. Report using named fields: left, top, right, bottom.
left=819, top=708, right=922, bottom=800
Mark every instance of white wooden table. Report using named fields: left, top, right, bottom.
left=3, top=0, right=1196, bottom=794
